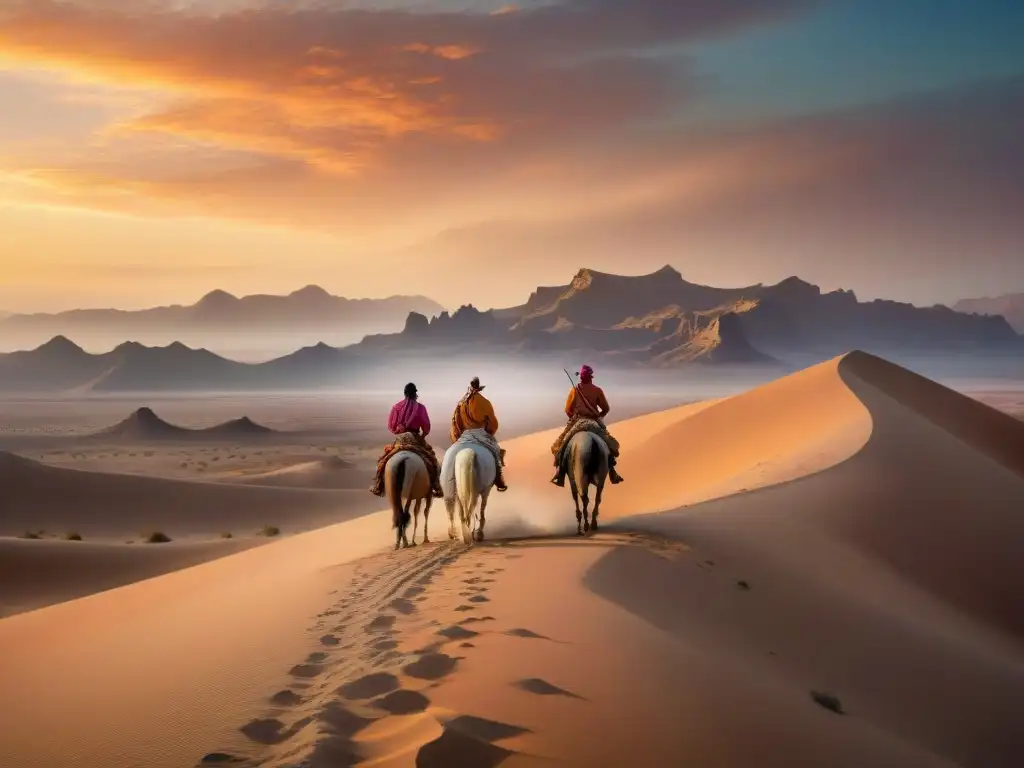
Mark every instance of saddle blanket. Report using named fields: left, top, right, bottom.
left=554, top=418, right=606, bottom=467
left=452, top=428, right=504, bottom=467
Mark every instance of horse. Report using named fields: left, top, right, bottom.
left=561, top=430, right=609, bottom=535
left=384, top=449, right=434, bottom=550
left=441, top=430, right=498, bottom=544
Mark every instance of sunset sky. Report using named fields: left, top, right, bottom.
left=1, top=0, right=1022, bottom=313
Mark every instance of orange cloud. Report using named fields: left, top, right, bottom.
left=0, top=0, right=815, bottom=231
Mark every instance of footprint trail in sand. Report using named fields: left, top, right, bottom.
left=201, top=540, right=556, bottom=767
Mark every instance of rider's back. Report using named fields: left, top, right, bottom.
left=566, top=382, right=609, bottom=420
left=451, top=392, right=499, bottom=441
left=389, top=398, right=430, bottom=436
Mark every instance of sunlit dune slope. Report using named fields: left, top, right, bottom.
left=506, top=354, right=872, bottom=514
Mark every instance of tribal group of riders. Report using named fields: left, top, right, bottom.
left=550, top=364, right=624, bottom=487
left=370, top=376, right=508, bottom=498
left=371, top=366, right=621, bottom=498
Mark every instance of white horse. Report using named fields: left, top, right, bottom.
left=561, top=430, right=609, bottom=535
left=384, top=448, right=434, bottom=550
left=441, top=429, right=498, bottom=544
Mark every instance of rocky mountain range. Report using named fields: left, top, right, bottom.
left=360, top=266, right=1020, bottom=363
left=0, top=267, right=1018, bottom=393
left=0, top=286, right=445, bottom=357
left=954, top=294, right=1024, bottom=334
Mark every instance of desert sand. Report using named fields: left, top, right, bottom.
left=1, top=352, right=1023, bottom=767
left=0, top=389, right=690, bottom=615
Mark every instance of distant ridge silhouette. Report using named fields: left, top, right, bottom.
left=0, top=286, right=445, bottom=354
left=96, top=408, right=275, bottom=440
left=954, top=293, right=1024, bottom=333
left=0, top=267, right=1019, bottom=392
left=361, top=265, right=1020, bottom=364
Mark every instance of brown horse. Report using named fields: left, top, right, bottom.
left=561, top=430, right=609, bottom=535
left=384, top=450, right=434, bottom=549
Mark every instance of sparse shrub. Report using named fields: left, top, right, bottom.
left=259, top=525, right=281, bottom=537
left=220, top=531, right=234, bottom=539
left=21, top=530, right=43, bottom=540
left=64, top=532, right=83, bottom=541
left=144, top=531, right=172, bottom=544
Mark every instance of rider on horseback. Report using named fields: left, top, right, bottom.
left=370, top=382, right=444, bottom=498
left=450, top=376, right=508, bottom=492
left=551, top=364, right=624, bottom=487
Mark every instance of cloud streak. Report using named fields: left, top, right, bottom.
left=0, top=0, right=809, bottom=171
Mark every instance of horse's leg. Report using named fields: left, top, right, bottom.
left=568, top=469, right=582, bottom=536
left=423, top=495, right=432, bottom=544
left=401, top=497, right=414, bottom=548
left=475, top=489, right=489, bottom=542
left=411, top=498, right=421, bottom=546
left=445, top=496, right=457, bottom=540
left=590, top=479, right=604, bottom=534
left=581, top=477, right=591, bottom=534
left=454, top=495, right=467, bottom=542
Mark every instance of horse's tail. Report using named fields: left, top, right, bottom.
left=455, top=448, right=478, bottom=520
left=387, top=456, right=409, bottom=530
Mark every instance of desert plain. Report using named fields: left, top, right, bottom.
left=0, top=355, right=1023, bottom=767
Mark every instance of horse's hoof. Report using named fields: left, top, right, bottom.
left=474, top=531, right=485, bottom=542
left=423, top=537, right=430, bottom=544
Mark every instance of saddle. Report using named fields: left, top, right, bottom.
left=555, top=418, right=605, bottom=466
left=452, top=428, right=505, bottom=468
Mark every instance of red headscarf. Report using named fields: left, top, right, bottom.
left=578, top=364, right=594, bottom=383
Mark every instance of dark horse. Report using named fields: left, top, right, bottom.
left=559, top=430, right=610, bottom=535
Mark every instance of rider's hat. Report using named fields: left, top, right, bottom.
left=469, top=376, right=485, bottom=391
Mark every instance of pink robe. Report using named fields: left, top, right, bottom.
left=388, top=398, right=431, bottom=436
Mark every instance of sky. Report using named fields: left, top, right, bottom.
left=0, top=0, right=1022, bottom=313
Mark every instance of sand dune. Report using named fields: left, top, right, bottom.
left=1, top=351, right=1023, bottom=767
left=95, top=406, right=275, bottom=440
left=225, top=455, right=364, bottom=490
left=0, top=537, right=258, bottom=618
left=0, top=450, right=378, bottom=538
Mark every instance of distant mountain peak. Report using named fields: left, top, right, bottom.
left=196, top=289, right=239, bottom=307
left=290, top=285, right=331, bottom=299
left=572, top=265, right=684, bottom=291
left=36, top=335, right=85, bottom=355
